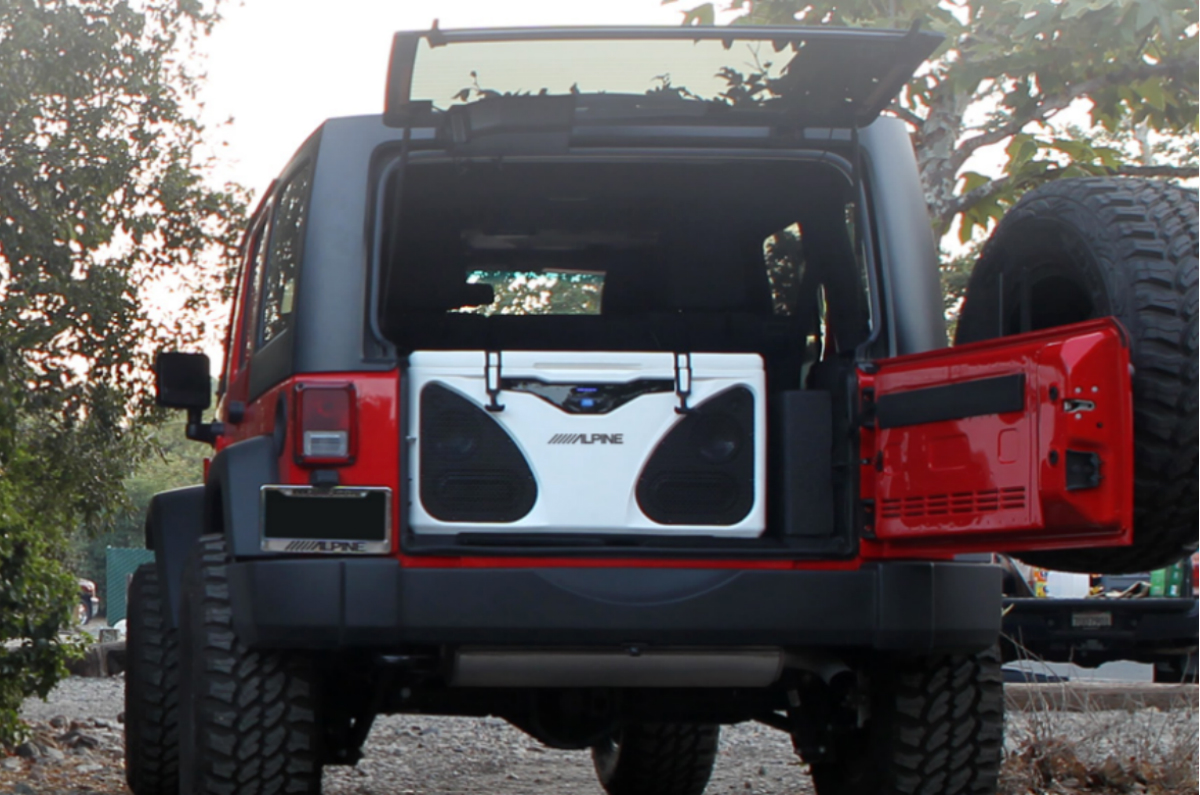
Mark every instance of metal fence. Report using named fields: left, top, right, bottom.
left=105, top=547, right=155, bottom=626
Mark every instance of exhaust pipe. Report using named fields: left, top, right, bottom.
left=451, top=647, right=784, bottom=688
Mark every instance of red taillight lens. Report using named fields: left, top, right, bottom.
left=294, top=383, right=356, bottom=465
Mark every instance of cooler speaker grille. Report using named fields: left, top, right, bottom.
left=636, top=387, right=755, bottom=525
left=420, top=384, right=537, bottom=522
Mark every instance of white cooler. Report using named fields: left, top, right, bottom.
left=407, top=350, right=765, bottom=537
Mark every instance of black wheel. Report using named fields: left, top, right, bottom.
left=805, top=648, right=1003, bottom=795
left=178, top=536, right=323, bottom=795
left=125, top=563, right=180, bottom=795
left=956, top=178, right=1199, bottom=574
left=591, top=722, right=719, bottom=795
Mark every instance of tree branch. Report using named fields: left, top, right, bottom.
left=948, top=57, right=1199, bottom=174
left=935, top=174, right=1013, bottom=236
left=886, top=101, right=926, bottom=130
left=935, top=162, right=1197, bottom=235
left=1108, top=164, right=1198, bottom=179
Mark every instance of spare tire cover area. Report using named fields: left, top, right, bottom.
left=956, top=177, right=1198, bottom=574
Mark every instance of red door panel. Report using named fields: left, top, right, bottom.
left=859, top=318, right=1133, bottom=558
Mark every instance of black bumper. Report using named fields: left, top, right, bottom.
left=227, top=558, right=1002, bottom=654
left=1001, top=597, right=1199, bottom=667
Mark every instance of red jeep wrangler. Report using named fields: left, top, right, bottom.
left=124, top=26, right=1198, bottom=795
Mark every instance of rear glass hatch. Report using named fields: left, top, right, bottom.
left=384, top=24, right=943, bottom=129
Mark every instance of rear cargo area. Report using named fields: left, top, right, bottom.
left=376, top=156, right=867, bottom=554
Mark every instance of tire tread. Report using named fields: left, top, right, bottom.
left=125, top=563, right=180, bottom=795
left=180, top=535, right=322, bottom=795
left=593, top=722, right=719, bottom=795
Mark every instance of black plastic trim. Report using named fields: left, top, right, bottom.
left=205, top=435, right=280, bottom=559
left=145, top=485, right=206, bottom=628
left=876, top=373, right=1025, bottom=429
left=226, top=559, right=1001, bottom=653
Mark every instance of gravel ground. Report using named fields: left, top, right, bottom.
left=4, top=676, right=1196, bottom=795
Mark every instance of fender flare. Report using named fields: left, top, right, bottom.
left=144, top=485, right=205, bottom=629
left=204, top=435, right=280, bottom=561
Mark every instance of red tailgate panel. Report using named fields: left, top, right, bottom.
left=860, top=319, right=1133, bottom=558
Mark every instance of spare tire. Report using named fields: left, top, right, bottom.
left=956, top=177, right=1198, bottom=574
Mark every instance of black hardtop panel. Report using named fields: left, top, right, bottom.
left=291, top=116, right=412, bottom=375
left=385, top=25, right=942, bottom=129
left=283, top=113, right=935, bottom=376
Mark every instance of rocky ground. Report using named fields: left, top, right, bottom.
left=2, top=675, right=1196, bottom=795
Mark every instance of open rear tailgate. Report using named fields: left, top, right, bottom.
left=859, top=319, right=1133, bottom=558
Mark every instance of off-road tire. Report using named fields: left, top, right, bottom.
left=125, top=563, right=179, bottom=795
left=805, top=647, right=1004, bottom=795
left=591, top=722, right=720, bottom=795
left=178, top=535, right=323, bottom=795
left=956, top=178, right=1198, bottom=574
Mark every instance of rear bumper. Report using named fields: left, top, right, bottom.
left=227, top=558, right=1002, bottom=654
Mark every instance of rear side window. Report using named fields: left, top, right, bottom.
left=242, top=218, right=271, bottom=359
left=259, top=161, right=314, bottom=346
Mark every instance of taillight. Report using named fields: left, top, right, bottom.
left=294, top=383, right=356, bottom=465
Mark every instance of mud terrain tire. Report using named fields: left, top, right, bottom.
left=806, top=648, right=1003, bottom=795
left=178, top=536, right=323, bottom=795
left=125, top=563, right=179, bottom=795
left=591, top=722, right=720, bottom=795
left=956, top=178, right=1198, bottom=574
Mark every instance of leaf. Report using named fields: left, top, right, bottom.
left=681, top=3, right=716, bottom=25
left=1137, top=78, right=1167, bottom=111
left=1048, top=138, right=1096, bottom=161
left=960, top=208, right=982, bottom=244
left=959, top=171, right=992, bottom=193
left=1135, top=0, right=1158, bottom=31
left=1005, top=134, right=1041, bottom=172
left=1061, top=0, right=1091, bottom=20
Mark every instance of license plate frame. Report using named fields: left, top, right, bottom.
left=260, top=485, right=392, bottom=554
left=1070, top=610, right=1114, bottom=629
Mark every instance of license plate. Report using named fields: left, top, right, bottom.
left=260, top=486, right=391, bottom=553
left=1070, top=610, right=1113, bottom=629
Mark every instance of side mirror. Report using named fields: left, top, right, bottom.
left=155, top=352, right=212, bottom=410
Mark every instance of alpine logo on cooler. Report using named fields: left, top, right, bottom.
left=547, top=433, right=625, bottom=445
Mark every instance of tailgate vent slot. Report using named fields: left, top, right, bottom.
left=881, top=487, right=1027, bottom=519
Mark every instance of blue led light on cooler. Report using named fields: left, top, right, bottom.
left=581, top=399, right=595, bottom=408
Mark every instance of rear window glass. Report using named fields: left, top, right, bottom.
left=411, top=38, right=789, bottom=108
left=459, top=269, right=604, bottom=316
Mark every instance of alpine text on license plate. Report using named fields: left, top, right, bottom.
left=260, top=486, right=391, bottom=554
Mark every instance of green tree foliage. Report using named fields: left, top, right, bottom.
left=70, top=418, right=207, bottom=605
left=667, top=0, right=1198, bottom=242
left=464, top=270, right=605, bottom=315
left=0, top=482, right=81, bottom=745
left=0, top=0, right=246, bottom=744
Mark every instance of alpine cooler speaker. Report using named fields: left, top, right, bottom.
left=407, top=350, right=765, bottom=537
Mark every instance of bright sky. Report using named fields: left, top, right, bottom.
left=199, top=0, right=712, bottom=195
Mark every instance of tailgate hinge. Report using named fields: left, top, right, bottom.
left=674, top=352, right=693, bottom=414
left=485, top=351, right=504, bottom=412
